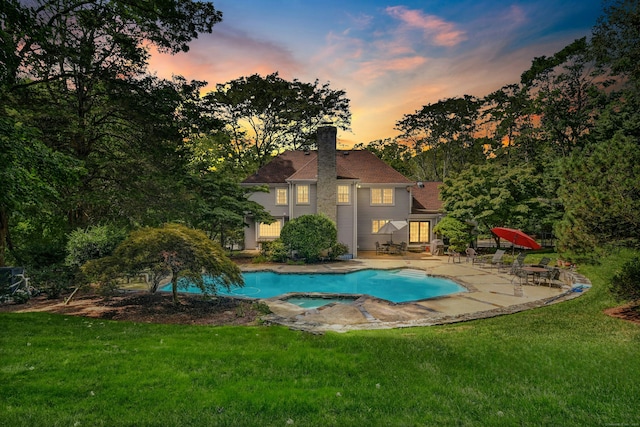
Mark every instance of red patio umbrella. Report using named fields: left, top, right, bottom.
left=491, top=227, right=541, bottom=251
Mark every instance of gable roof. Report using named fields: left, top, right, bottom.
left=411, top=182, right=443, bottom=213
left=242, top=150, right=414, bottom=184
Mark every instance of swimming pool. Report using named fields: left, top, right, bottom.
left=163, top=269, right=466, bottom=303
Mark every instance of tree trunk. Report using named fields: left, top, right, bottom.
left=171, top=275, right=179, bottom=305
left=0, top=207, right=8, bottom=267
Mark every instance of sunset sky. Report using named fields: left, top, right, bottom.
left=148, top=0, right=604, bottom=147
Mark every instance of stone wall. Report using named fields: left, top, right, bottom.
left=316, top=126, right=337, bottom=223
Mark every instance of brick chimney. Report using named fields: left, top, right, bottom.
left=316, top=125, right=337, bottom=223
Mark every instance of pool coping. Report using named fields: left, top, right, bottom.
left=239, top=255, right=591, bottom=333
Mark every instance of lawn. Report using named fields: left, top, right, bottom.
left=1, top=250, right=639, bottom=426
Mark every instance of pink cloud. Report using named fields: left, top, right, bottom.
left=148, top=25, right=305, bottom=91
left=386, top=6, right=466, bottom=47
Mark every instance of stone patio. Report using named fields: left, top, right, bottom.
left=239, top=251, right=591, bottom=333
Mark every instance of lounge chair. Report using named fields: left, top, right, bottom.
left=532, top=257, right=551, bottom=268
left=475, top=249, right=505, bottom=269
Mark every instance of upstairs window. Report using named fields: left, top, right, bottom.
left=296, top=184, right=309, bottom=204
left=275, top=188, right=287, bottom=205
left=371, top=188, right=393, bottom=205
left=337, top=185, right=350, bottom=204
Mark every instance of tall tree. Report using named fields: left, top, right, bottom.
left=556, top=133, right=640, bottom=255
left=481, top=83, right=537, bottom=164
left=591, top=0, right=640, bottom=85
left=0, top=113, right=79, bottom=265
left=396, top=95, right=484, bottom=180
left=204, top=72, right=351, bottom=172
left=354, top=138, right=414, bottom=179
left=2, top=0, right=223, bottom=264
left=439, top=163, right=547, bottom=247
left=520, top=38, right=601, bottom=158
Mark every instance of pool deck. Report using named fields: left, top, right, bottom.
left=239, top=251, right=591, bottom=333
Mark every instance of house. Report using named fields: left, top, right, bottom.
left=241, top=125, right=443, bottom=258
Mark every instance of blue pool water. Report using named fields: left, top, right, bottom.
left=163, top=269, right=466, bottom=303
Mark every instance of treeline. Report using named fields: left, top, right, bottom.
left=1, top=0, right=638, bottom=278
left=0, top=1, right=349, bottom=271
left=357, top=0, right=640, bottom=259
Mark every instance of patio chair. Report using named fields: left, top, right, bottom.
left=504, top=252, right=527, bottom=274
left=375, top=241, right=387, bottom=255
left=447, top=248, right=461, bottom=263
left=465, top=247, right=477, bottom=263
left=398, top=242, right=407, bottom=254
left=538, top=267, right=562, bottom=287
left=509, top=256, right=529, bottom=284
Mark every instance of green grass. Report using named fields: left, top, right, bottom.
left=2, top=251, right=640, bottom=426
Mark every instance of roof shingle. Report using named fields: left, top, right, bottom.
left=242, top=150, right=414, bottom=184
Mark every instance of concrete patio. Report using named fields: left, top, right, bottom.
left=239, top=251, right=591, bottom=333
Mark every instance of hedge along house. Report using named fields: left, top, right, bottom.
left=241, top=125, right=444, bottom=258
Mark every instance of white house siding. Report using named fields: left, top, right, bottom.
left=356, top=185, right=412, bottom=251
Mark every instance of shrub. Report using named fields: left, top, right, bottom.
left=280, top=214, right=337, bottom=263
left=433, top=217, right=471, bottom=252
left=29, top=264, right=76, bottom=299
left=83, top=223, right=243, bottom=304
left=609, top=256, right=640, bottom=303
left=330, top=242, right=349, bottom=260
left=65, top=225, right=127, bottom=268
left=259, top=240, right=289, bottom=262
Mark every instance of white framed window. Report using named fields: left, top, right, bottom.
left=371, top=188, right=393, bottom=205
left=296, top=184, right=309, bottom=204
left=275, top=188, right=287, bottom=205
left=258, top=221, right=281, bottom=239
left=372, top=219, right=391, bottom=234
left=409, top=221, right=430, bottom=243
left=337, top=184, right=350, bottom=204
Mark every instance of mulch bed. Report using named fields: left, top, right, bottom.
left=2, top=289, right=639, bottom=326
left=603, top=303, right=640, bottom=325
left=0, top=292, right=265, bottom=326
